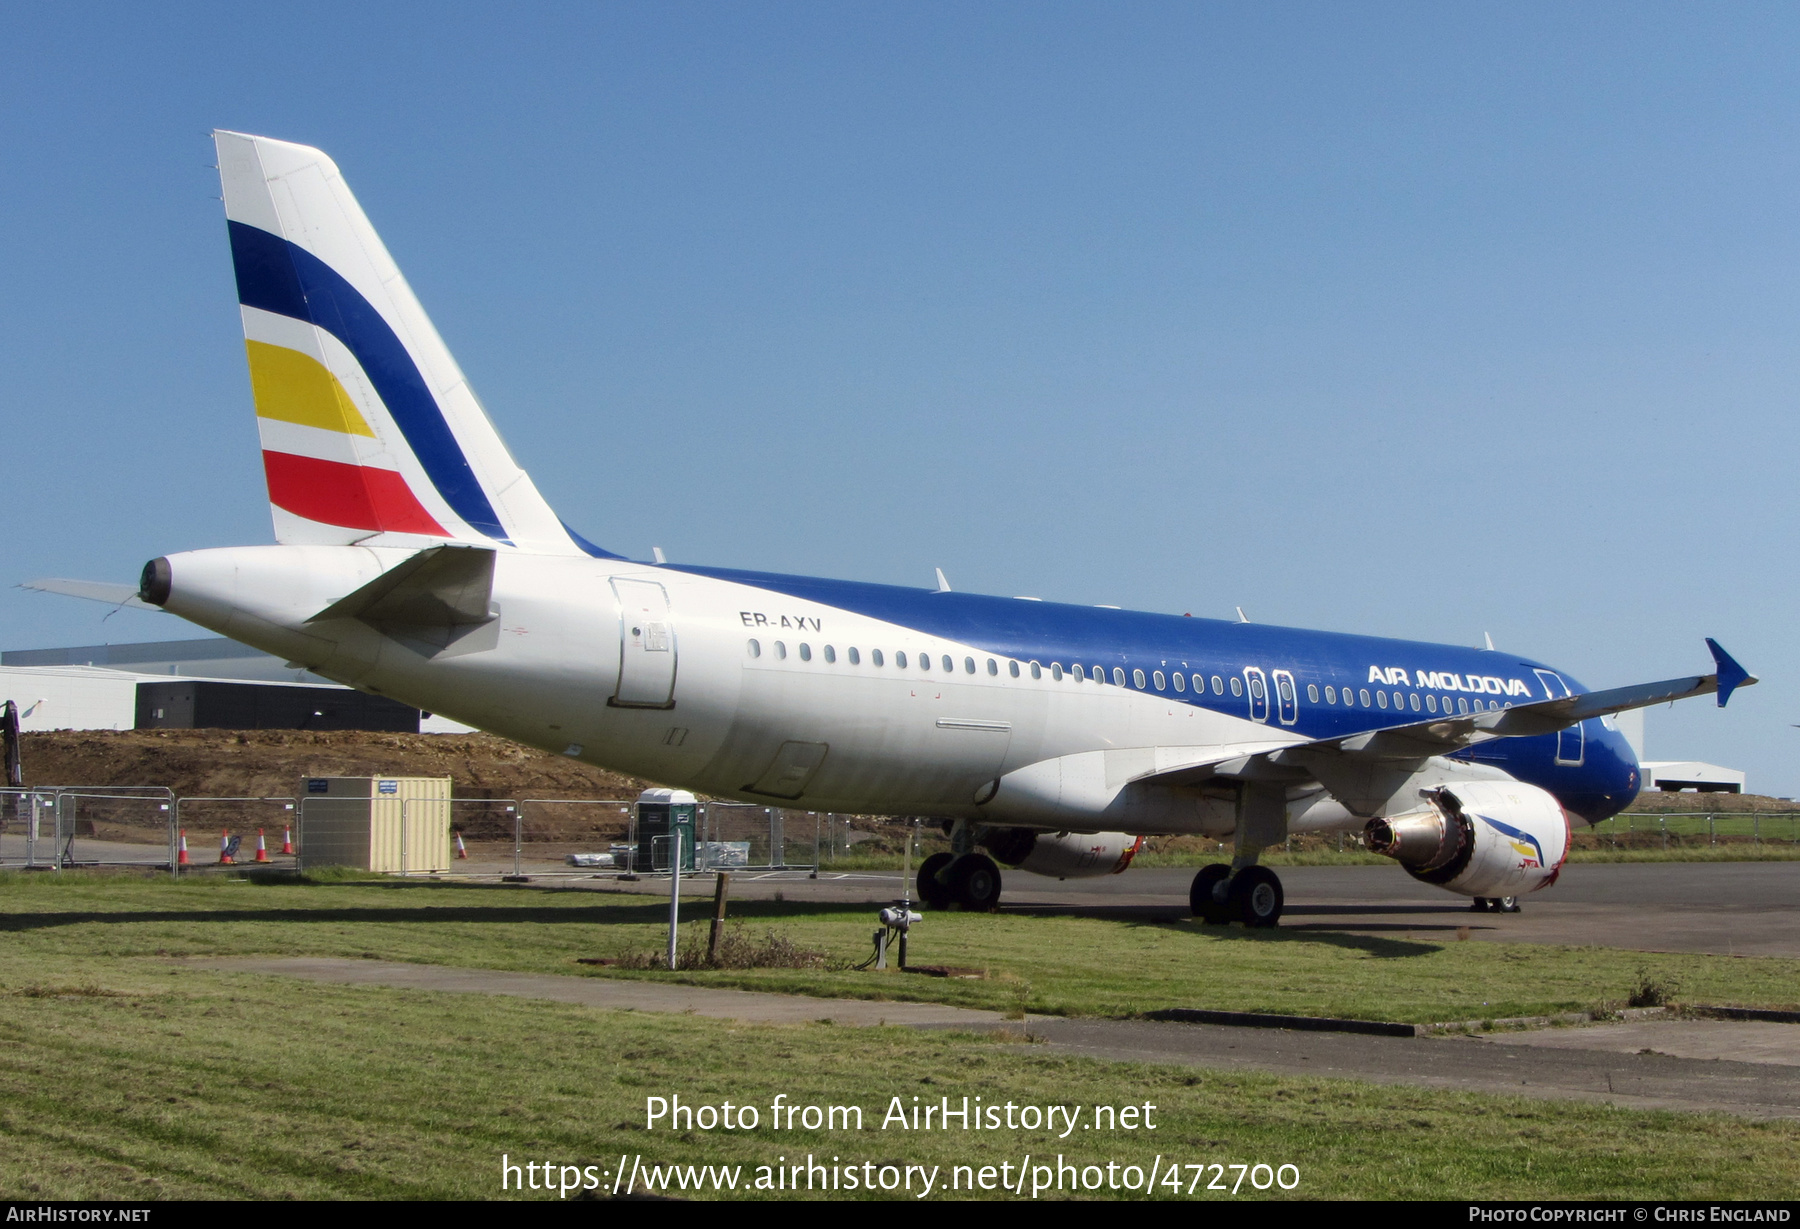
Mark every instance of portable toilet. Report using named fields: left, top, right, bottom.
left=635, top=788, right=697, bottom=872
left=298, top=776, right=452, bottom=873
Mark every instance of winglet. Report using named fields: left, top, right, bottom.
left=1706, top=638, right=1754, bottom=707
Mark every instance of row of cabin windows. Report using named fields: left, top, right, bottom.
left=743, top=639, right=1504, bottom=714
left=1304, top=682, right=1501, bottom=715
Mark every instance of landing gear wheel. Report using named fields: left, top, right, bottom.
left=947, top=853, right=1003, bottom=911
left=1496, top=896, right=1521, bottom=913
left=1229, top=865, right=1284, bottom=928
left=1190, top=864, right=1232, bottom=923
left=1470, top=897, right=1492, bottom=912
left=916, top=852, right=955, bottom=910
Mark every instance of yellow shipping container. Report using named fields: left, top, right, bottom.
left=297, top=776, right=452, bottom=873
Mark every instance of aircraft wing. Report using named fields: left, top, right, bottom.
left=1135, top=639, right=1755, bottom=785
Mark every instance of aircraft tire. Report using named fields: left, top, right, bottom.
left=1229, top=865, right=1284, bottom=928
left=1470, top=897, right=1492, bottom=912
left=1496, top=896, right=1521, bottom=913
left=916, top=852, right=955, bottom=909
left=1189, top=864, right=1232, bottom=923
left=948, top=854, right=1003, bottom=911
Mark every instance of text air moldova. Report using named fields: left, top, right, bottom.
left=1370, top=666, right=1534, bottom=698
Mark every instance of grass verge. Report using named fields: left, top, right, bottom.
left=1, top=953, right=1798, bottom=1198
left=3, top=871, right=1798, bottom=1025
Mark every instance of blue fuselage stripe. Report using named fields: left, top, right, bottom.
left=670, top=562, right=1640, bottom=822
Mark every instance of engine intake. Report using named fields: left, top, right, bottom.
left=1365, top=781, right=1570, bottom=899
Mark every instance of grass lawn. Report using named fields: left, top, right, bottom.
left=3, top=871, right=1798, bottom=1027
left=3, top=932, right=1799, bottom=1199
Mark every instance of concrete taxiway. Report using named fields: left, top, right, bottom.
left=590, top=861, right=1800, bottom=959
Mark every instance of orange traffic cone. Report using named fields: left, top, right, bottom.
left=281, top=826, right=295, bottom=856
left=177, top=830, right=190, bottom=866
left=218, top=829, right=234, bottom=865
left=254, top=829, right=270, bottom=863
left=454, top=831, right=468, bottom=860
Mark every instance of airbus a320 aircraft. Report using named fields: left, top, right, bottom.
left=106, top=133, right=1756, bottom=923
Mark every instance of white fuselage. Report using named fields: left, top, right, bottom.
left=162, top=543, right=1506, bottom=835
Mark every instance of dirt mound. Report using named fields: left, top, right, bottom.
left=1626, top=790, right=1795, bottom=813
left=20, top=729, right=656, bottom=803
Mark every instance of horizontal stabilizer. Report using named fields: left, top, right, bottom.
left=309, top=546, right=496, bottom=650
left=21, top=578, right=158, bottom=611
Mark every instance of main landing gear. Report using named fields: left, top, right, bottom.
left=1189, top=863, right=1285, bottom=927
left=916, top=851, right=1003, bottom=911
left=1470, top=896, right=1521, bottom=913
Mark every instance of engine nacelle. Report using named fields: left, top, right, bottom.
left=1364, top=781, right=1570, bottom=899
left=981, top=828, right=1142, bottom=879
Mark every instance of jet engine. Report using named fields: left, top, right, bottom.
left=1364, top=781, right=1570, bottom=899
left=980, top=828, right=1142, bottom=879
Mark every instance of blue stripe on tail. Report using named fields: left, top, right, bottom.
left=228, top=220, right=511, bottom=543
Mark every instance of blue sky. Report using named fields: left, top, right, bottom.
left=4, top=3, right=1796, bottom=791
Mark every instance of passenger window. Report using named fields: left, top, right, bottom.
left=1249, top=676, right=1264, bottom=700
left=1030, top=661, right=1042, bottom=679
left=920, top=653, right=931, bottom=671
left=1086, top=665, right=1099, bottom=683
left=1008, top=661, right=1019, bottom=677
left=1133, top=669, right=1146, bottom=688
left=987, top=658, right=998, bottom=675
left=1230, top=677, right=1243, bottom=697
left=1153, top=670, right=1166, bottom=690
left=748, top=639, right=761, bottom=658
left=1306, top=684, right=1318, bottom=702
left=1108, top=667, right=1121, bottom=686
left=824, top=645, right=836, bottom=663
left=965, top=657, right=976, bottom=674
left=895, top=651, right=907, bottom=668
left=871, top=649, right=884, bottom=667
left=848, top=647, right=860, bottom=665
left=1376, top=690, right=1388, bottom=709
left=1425, top=694, right=1436, bottom=712
left=944, top=655, right=955, bottom=673
left=1052, top=663, right=1064, bottom=681
left=799, top=643, right=812, bottom=661
left=1393, top=692, right=1403, bottom=709
left=1323, top=685, right=1334, bottom=704
left=1173, top=673, right=1186, bottom=692
left=1409, top=692, right=1420, bottom=711
left=1212, top=676, right=1224, bottom=695
left=1456, top=696, right=1467, bottom=714
left=1071, top=664, right=1083, bottom=682
left=775, top=641, right=788, bottom=660
left=1359, top=688, right=1371, bottom=707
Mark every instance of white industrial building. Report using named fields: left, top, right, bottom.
left=1, top=637, right=472, bottom=733
left=1611, top=708, right=1746, bottom=794
left=0, top=666, right=143, bottom=731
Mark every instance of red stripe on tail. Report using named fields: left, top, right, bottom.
left=262, top=451, right=448, bottom=536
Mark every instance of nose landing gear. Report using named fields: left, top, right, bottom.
left=1470, top=896, right=1521, bottom=913
left=916, top=851, right=1003, bottom=911
left=1189, top=863, right=1284, bottom=927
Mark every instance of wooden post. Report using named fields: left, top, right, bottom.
left=707, top=872, right=731, bottom=965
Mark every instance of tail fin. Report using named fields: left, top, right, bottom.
left=214, top=131, right=612, bottom=556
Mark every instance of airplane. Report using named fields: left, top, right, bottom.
left=56, top=132, right=1759, bottom=924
